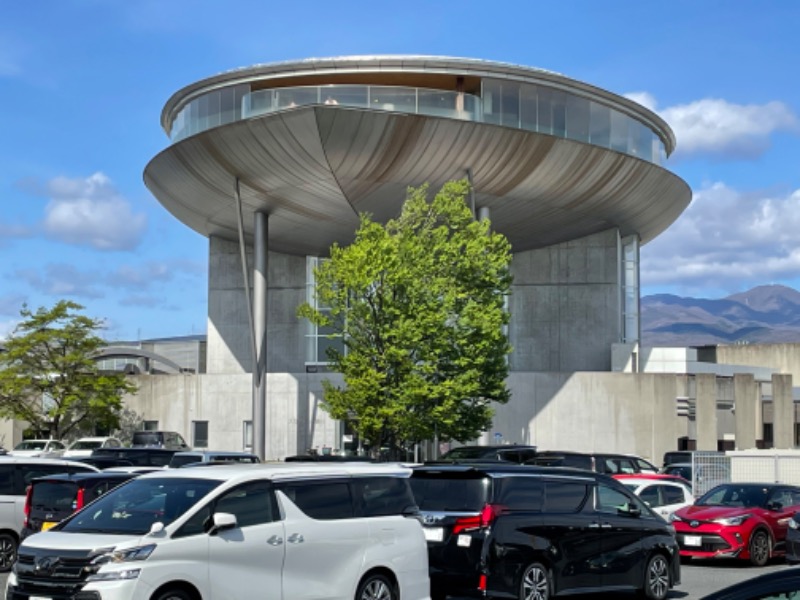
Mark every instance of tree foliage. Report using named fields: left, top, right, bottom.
left=298, top=179, right=513, bottom=456
left=0, top=300, right=137, bottom=440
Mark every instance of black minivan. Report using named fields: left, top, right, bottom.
left=411, top=463, right=680, bottom=600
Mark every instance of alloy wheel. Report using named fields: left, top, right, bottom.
left=645, top=554, right=670, bottom=600
left=521, top=562, right=549, bottom=600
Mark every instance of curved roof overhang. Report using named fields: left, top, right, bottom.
left=144, top=105, right=691, bottom=256
left=161, top=55, right=676, bottom=155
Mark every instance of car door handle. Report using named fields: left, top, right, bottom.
left=267, top=535, right=283, bottom=546
left=287, top=533, right=305, bottom=544
left=588, top=522, right=601, bottom=529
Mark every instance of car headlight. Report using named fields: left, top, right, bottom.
left=90, top=544, right=156, bottom=566
left=669, top=513, right=683, bottom=523
left=790, top=518, right=800, bottom=530
left=86, top=568, right=141, bottom=582
left=713, top=514, right=751, bottom=526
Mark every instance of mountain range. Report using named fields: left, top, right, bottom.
left=641, top=284, right=800, bottom=346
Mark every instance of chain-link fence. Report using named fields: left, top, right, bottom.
left=666, top=451, right=800, bottom=497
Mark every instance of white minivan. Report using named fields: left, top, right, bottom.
left=8, top=463, right=430, bottom=600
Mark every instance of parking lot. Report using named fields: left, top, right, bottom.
left=0, top=560, right=791, bottom=599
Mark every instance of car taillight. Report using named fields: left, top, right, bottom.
left=23, top=485, right=32, bottom=528
left=75, top=487, right=85, bottom=511
left=452, top=504, right=506, bottom=534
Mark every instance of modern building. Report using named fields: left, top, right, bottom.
left=139, top=55, right=699, bottom=460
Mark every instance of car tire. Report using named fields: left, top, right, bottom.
left=152, top=588, right=194, bottom=600
left=0, top=532, right=17, bottom=573
left=749, top=529, right=771, bottom=567
left=356, top=573, right=396, bottom=600
left=519, top=561, right=550, bottom=600
left=639, top=553, right=670, bottom=600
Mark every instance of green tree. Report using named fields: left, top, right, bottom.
left=298, top=179, right=513, bottom=457
left=0, top=300, right=137, bottom=440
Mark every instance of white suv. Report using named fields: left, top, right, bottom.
left=8, top=463, right=430, bottom=600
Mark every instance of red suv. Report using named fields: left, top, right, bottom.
left=671, top=483, right=800, bottom=566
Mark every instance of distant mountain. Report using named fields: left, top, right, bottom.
left=641, top=284, right=800, bottom=346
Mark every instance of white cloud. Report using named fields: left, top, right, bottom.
left=0, top=319, right=18, bottom=340
left=625, top=94, right=799, bottom=158
left=43, top=172, right=147, bottom=251
left=15, top=264, right=104, bottom=299
left=641, top=183, right=800, bottom=294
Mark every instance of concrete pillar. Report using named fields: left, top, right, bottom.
left=253, top=212, right=269, bottom=460
left=695, top=374, right=718, bottom=451
left=773, top=373, right=793, bottom=449
left=734, top=373, right=758, bottom=451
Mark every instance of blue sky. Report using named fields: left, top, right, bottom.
left=1, top=0, right=799, bottom=340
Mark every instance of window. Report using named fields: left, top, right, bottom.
left=662, top=485, right=687, bottom=506
left=351, top=476, right=417, bottom=517
left=596, top=483, right=634, bottom=514
left=0, top=465, right=13, bottom=495
left=305, top=256, right=345, bottom=364
left=638, top=485, right=662, bottom=508
left=619, top=235, right=640, bottom=343
left=143, top=420, right=159, bottom=431
left=215, top=481, right=278, bottom=527
left=243, top=420, right=253, bottom=451
left=278, top=480, right=353, bottom=520
left=497, top=478, right=544, bottom=511
left=193, top=421, right=209, bottom=448
left=544, top=481, right=588, bottom=513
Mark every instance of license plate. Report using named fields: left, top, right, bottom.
left=423, top=527, right=444, bottom=542
left=41, top=521, right=57, bottom=531
left=684, top=535, right=702, bottom=547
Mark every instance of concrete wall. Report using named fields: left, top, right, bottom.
left=717, top=343, right=800, bottom=382
left=508, top=229, right=621, bottom=372
left=124, top=370, right=692, bottom=465
left=207, top=237, right=306, bottom=375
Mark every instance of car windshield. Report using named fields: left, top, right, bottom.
left=697, top=484, right=771, bottom=508
left=59, top=477, right=222, bottom=535
left=70, top=440, right=103, bottom=450
left=15, top=441, right=47, bottom=450
left=133, top=433, right=162, bottom=446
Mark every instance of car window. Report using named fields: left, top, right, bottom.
left=662, top=485, right=687, bottom=505
left=636, top=458, right=657, bottom=472
left=596, top=484, right=634, bottom=513
left=769, top=488, right=796, bottom=508
left=496, top=477, right=544, bottom=511
left=352, top=476, right=417, bottom=517
left=638, top=485, right=662, bottom=508
left=410, top=473, right=489, bottom=511
left=544, top=481, right=588, bottom=513
left=31, top=481, right=78, bottom=511
left=16, top=464, right=92, bottom=494
left=0, top=465, right=14, bottom=494
left=214, top=480, right=277, bottom=526
left=278, top=480, right=353, bottom=520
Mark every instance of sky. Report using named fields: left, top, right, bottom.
left=1, top=0, right=798, bottom=341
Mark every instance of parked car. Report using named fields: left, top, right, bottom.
left=168, top=450, right=261, bottom=468
left=0, top=457, right=99, bottom=572
left=438, top=444, right=538, bottom=464
left=526, top=450, right=660, bottom=475
left=9, top=463, right=429, bottom=600
left=411, top=462, right=680, bottom=600
left=662, top=462, right=731, bottom=496
left=83, top=447, right=178, bottom=468
left=785, top=511, right=800, bottom=564
left=9, top=440, right=66, bottom=458
left=130, top=430, right=189, bottom=450
left=663, top=450, right=694, bottom=468
left=671, top=482, right=800, bottom=566
left=699, top=566, right=800, bottom=600
left=62, top=436, right=123, bottom=458
left=614, top=474, right=695, bottom=520
left=20, top=471, right=141, bottom=540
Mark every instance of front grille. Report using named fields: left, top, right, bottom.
left=13, top=547, right=100, bottom=598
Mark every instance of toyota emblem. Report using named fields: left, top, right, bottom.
left=34, top=556, right=59, bottom=575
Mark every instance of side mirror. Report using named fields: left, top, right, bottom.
left=767, top=501, right=784, bottom=512
left=209, top=512, right=237, bottom=535
left=620, top=503, right=641, bottom=517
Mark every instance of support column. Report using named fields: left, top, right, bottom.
left=253, top=212, right=269, bottom=460
left=695, top=373, right=718, bottom=451
left=773, top=373, right=793, bottom=449
left=734, top=373, right=758, bottom=451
